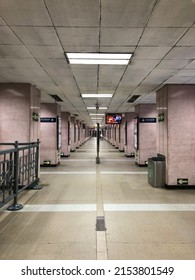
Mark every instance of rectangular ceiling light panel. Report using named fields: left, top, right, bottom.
left=87, top=107, right=108, bottom=110
left=67, top=53, right=132, bottom=65
left=82, top=94, right=113, bottom=98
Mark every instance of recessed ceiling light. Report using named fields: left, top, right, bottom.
left=91, top=119, right=103, bottom=121
left=87, top=107, right=108, bottom=110
left=66, top=53, right=132, bottom=65
left=82, top=94, right=113, bottom=98
left=89, top=113, right=105, bottom=116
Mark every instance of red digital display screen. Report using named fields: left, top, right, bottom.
left=106, top=113, right=122, bottom=124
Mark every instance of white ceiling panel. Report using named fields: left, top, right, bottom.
left=176, top=28, right=195, bottom=46
left=134, top=47, right=171, bottom=59
left=186, top=78, right=195, bottom=84
left=165, top=76, right=194, bottom=84
left=164, top=47, right=195, bottom=59
left=139, top=28, right=187, bottom=47
left=0, top=0, right=51, bottom=26
left=0, top=45, right=32, bottom=58
left=101, top=28, right=143, bottom=46
left=148, top=0, right=195, bottom=27
left=12, top=27, right=60, bottom=46
left=38, top=59, right=69, bottom=77
left=139, top=92, right=156, bottom=104
left=63, top=45, right=99, bottom=53
left=57, top=27, right=99, bottom=46
left=174, top=70, right=195, bottom=77
left=129, top=59, right=160, bottom=71
left=156, top=59, right=189, bottom=70
left=100, top=46, right=136, bottom=53
left=27, top=46, right=65, bottom=59
left=34, top=81, right=62, bottom=95
left=45, top=0, right=99, bottom=27
left=77, top=81, right=97, bottom=93
left=0, top=26, right=21, bottom=44
left=4, top=58, right=42, bottom=69
left=0, top=16, right=6, bottom=25
left=0, top=67, right=51, bottom=82
left=71, top=67, right=98, bottom=82
left=130, top=85, right=156, bottom=95
left=99, top=65, right=126, bottom=85
left=184, top=60, right=195, bottom=69
left=101, top=0, right=156, bottom=27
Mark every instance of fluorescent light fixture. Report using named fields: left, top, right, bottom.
left=87, top=107, right=107, bottom=110
left=91, top=118, right=103, bottom=120
left=89, top=113, right=105, bottom=116
left=66, top=53, right=132, bottom=65
left=82, top=94, right=113, bottom=98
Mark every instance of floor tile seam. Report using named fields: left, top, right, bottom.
left=96, top=166, right=108, bottom=260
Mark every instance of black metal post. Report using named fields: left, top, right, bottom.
left=7, top=141, right=23, bottom=211
left=31, top=139, right=42, bottom=189
left=96, top=123, right=100, bottom=164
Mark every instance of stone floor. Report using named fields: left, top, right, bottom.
left=1, top=138, right=195, bottom=260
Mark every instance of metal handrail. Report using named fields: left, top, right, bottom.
left=0, top=139, right=41, bottom=211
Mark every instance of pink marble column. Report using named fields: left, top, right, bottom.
left=40, top=103, right=61, bottom=166
left=119, top=117, right=125, bottom=152
left=61, top=112, right=70, bottom=157
left=157, top=84, right=195, bottom=187
left=70, top=116, right=76, bottom=152
left=111, top=125, right=115, bottom=145
left=124, top=112, right=136, bottom=156
left=115, top=125, right=119, bottom=148
left=0, top=83, right=40, bottom=143
left=76, top=120, right=80, bottom=148
left=135, top=104, right=156, bottom=166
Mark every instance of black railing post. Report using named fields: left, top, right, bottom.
left=96, top=123, right=100, bottom=164
left=30, top=139, right=42, bottom=189
left=7, top=141, right=23, bottom=211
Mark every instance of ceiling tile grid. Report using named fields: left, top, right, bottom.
left=0, top=0, right=194, bottom=125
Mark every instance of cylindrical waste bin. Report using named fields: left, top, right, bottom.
left=148, top=157, right=165, bottom=187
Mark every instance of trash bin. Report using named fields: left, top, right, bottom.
left=148, top=156, right=165, bottom=187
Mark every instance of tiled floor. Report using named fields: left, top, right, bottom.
left=0, top=137, right=195, bottom=259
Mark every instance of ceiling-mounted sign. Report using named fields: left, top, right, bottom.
left=139, top=118, right=156, bottom=123
left=177, top=178, right=188, bottom=185
left=158, top=113, right=165, bottom=122
left=40, top=117, right=57, bottom=123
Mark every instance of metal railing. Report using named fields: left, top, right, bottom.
left=0, top=140, right=41, bottom=211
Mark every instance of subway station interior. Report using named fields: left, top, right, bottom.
left=0, top=0, right=195, bottom=260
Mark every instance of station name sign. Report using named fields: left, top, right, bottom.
left=40, top=117, right=57, bottom=123
left=139, top=118, right=156, bottom=123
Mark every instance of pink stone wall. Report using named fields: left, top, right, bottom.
left=124, top=112, right=136, bottom=156
left=30, top=85, right=41, bottom=142
left=0, top=83, right=40, bottom=144
left=40, top=103, right=61, bottom=165
left=115, top=125, right=119, bottom=148
left=70, top=116, right=76, bottom=151
left=61, top=112, right=70, bottom=156
left=157, top=84, right=195, bottom=186
left=76, top=120, right=80, bottom=148
left=135, top=104, right=156, bottom=165
left=119, top=117, right=125, bottom=151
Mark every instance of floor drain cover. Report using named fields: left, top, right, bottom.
left=96, top=216, right=106, bottom=231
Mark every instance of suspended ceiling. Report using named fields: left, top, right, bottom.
left=0, top=0, right=195, bottom=125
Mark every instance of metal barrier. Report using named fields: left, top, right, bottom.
left=0, top=140, right=41, bottom=211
